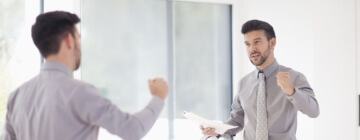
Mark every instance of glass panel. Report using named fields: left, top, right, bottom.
left=44, top=0, right=77, bottom=12
left=43, top=0, right=82, bottom=79
left=174, top=2, right=232, bottom=139
left=0, top=0, right=40, bottom=135
left=80, top=0, right=167, bottom=139
left=80, top=1, right=232, bottom=140
left=0, top=1, right=232, bottom=139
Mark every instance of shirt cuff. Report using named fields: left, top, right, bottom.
left=285, top=87, right=303, bottom=105
left=220, top=134, right=233, bottom=140
left=148, top=96, right=165, bottom=111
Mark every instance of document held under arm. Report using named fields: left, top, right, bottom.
left=182, top=111, right=237, bottom=135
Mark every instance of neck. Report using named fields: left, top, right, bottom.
left=256, top=56, right=275, bottom=70
left=46, top=55, right=74, bottom=71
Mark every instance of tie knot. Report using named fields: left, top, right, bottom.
left=258, top=71, right=265, bottom=80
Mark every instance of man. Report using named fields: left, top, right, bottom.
left=201, top=20, right=319, bottom=140
left=2, top=11, right=168, bottom=140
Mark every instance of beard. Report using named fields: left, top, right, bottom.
left=249, top=44, right=271, bottom=66
left=73, top=43, right=82, bottom=71
left=74, top=57, right=81, bottom=70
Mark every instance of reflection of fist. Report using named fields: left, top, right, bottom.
left=148, top=78, right=169, bottom=100
left=276, top=72, right=295, bottom=96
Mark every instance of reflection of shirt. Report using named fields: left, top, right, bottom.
left=224, top=60, right=319, bottom=140
left=2, top=61, right=164, bottom=140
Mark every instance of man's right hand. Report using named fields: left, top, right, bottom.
left=200, top=125, right=219, bottom=137
left=148, top=78, right=169, bottom=100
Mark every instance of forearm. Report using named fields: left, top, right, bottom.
left=131, top=96, right=164, bottom=137
left=287, top=87, right=319, bottom=118
left=82, top=95, right=164, bottom=140
left=115, top=96, right=164, bottom=140
left=223, top=110, right=244, bottom=136
left=223, top=92, right=245, bottom=136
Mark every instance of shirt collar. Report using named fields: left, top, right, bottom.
left=256, top=60, right=279, bottom=79
left=41, top=61, right=73, bottom=77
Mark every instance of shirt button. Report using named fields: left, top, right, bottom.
left=290, top=99, right=293, bottom=101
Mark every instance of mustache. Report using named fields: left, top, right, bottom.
left=250, top=51, right=261, bottom=56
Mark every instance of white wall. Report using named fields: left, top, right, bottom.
left=357, top=0, right=360, bottom=137
left=234, top=0, right=358, bottom=139
left=312, top=0, right=357, bottom=139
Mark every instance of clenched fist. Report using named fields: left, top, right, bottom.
left=276, top=72, right=295, bottom=96
left=148, top=78, right=169, bottom=100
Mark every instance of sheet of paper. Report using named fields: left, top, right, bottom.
left=182, top=111, right=237, bottom=135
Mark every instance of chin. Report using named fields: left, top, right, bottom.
left=251, top=61, right=260, bottom=65
left=74, top=61, right=81, bottom=71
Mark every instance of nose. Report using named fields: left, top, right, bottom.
left=248, top=44, right=257, bottom=52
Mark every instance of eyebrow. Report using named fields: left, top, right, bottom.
left=244, top=37, right=262, bottom=44
left=254, top=38, right=262, bottom=41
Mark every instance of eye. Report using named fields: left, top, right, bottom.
left=245, top=43, right=250, bottom=47
left=255, top=40, right=261, bottom=44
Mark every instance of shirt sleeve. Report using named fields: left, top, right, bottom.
left=224, top=82, right=245, bottom=137
left=286, top=73, right=320, bottom=118
left=2, top=92, right=17, bottom=140
left=71, top=84, right=164, bottom=140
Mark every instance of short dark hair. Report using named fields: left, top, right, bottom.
left=241, top=19, right=276, bottom=40
left=31, top=11, right=80, bottom=58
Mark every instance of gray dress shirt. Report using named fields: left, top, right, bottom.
left=2, top=62, right=164, bottom=140
left=224, top=60, right=319, bottom=140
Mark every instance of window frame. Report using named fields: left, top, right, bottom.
left=167, top=0, right=242, bottom=139
left=50, top=0, right=243, bottom=139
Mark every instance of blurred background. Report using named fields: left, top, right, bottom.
left=0, top=0, right=359, bottom=139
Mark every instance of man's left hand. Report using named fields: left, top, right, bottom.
left=276, top=72, right=295, bottom=96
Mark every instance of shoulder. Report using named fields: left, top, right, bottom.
left=70, top=79, right=99, bottom=95
left=278, top=65, right=309, bottom=84
left=279, top=65, right=304, bottom=76
left=238, top=70, right=257, bottom=87
left=7, top=76, right=39, bottom=111
left=50, top=76, right=100, bottom=100
left=70, top=80, right=110, bottom=110
left=8, top=76, right=38, bottom=100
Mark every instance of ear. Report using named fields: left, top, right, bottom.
left=63, top=33, right=74, bottom=50
left=270, top=38, right=276, bottom=49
